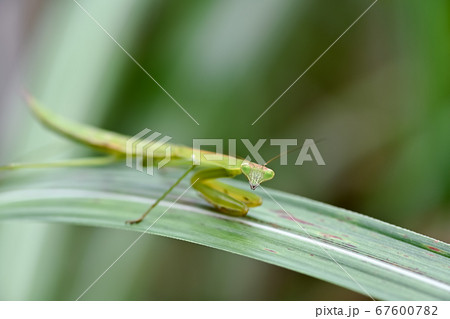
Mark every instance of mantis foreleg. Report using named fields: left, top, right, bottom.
left=191, top=167, right=262, bottom=216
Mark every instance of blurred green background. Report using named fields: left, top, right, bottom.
left=0, top=0, right=449, bottom=300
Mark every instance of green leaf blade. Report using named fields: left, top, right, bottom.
left=0, top=166, right=449, bottom=300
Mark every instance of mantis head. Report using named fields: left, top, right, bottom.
left=240, top=162, right=275, bottom=190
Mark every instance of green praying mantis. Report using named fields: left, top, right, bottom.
left=1, top=94, right=276, bottom=224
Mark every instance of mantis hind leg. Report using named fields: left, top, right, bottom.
left=191, top=167, right=262, bottom=217
left=0, top=156, right=121, bottom=171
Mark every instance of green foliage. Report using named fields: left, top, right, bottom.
left=1, top=166, right=449, bottom=300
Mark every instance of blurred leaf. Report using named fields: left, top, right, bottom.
left=0, top=166, right=449, bottom=300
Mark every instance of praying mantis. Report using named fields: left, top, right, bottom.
left=1, top=94, right=275, bottom=224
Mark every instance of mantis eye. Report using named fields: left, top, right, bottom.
left=262, top=169, right=275, bottom=182
left=240, top=162, right=252, bottom=176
